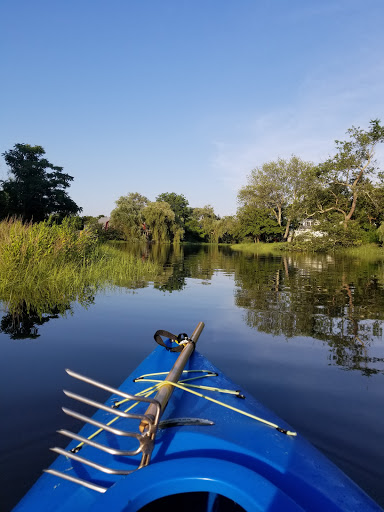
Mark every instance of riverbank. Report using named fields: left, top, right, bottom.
left=230, top=242, right=384, bottom=259
left=230, top=242, right=286, bottom=254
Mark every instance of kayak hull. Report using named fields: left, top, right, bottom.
left=13, top=346, right=383, bottom=512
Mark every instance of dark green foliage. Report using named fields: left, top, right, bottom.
left=235, top=119, right=384, bottom=250
left=1, top=144, right=81, bottom=221
left=184, top=215, right=206, bottom=242
left=155, top=192, right=190, bottom=225
left=190, top=205, right=220, bottom=243
left=237, top=205, right=282, bottom=242
left=308, top=119, right=384, bottom=228
left=0, top=190, right=8, bottom=219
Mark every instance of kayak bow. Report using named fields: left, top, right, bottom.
left=13, top=322, right=383, bottom=512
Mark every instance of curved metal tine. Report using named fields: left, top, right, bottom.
left=65, top=369, right=161, bottom=408
left=63, top=390, right=155, bottom=423
left=58, top=429, right=142, bottom=457
left=50, top=447, right=135, bottom=475
left=43, top=469, right=108, bottom=493
left=62, top=408, right=142, bottom=439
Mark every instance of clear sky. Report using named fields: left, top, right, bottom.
left=1, top=0, right=383, bottom=218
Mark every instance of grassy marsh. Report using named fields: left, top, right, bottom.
left=0, top=219, right=160, bottom=317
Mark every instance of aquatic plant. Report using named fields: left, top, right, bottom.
left=0, top=217, right=97, bottom=267
left=0, top=218, right=160, bottom=319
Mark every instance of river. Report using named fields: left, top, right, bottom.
left=1, top=244, right=384, bottom=510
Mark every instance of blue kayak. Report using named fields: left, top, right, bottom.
left=13, top=322, right=383, bottom=511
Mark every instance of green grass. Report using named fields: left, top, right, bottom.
left=0, top=218, right=160, bottom=317
left=231, top=241, right=384, bottom=259
left=230, top=242, right=286, bottom=254
left=337, top=243, right=384, bottom=259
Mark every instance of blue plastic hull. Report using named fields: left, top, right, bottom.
left=13, top=346, right=383, bottom=511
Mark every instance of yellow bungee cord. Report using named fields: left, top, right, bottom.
left=71, top=369, right=296, bottom=452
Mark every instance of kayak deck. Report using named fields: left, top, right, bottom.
left=13, top=346, right=382, bottom=512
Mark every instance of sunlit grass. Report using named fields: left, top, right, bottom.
left=0, top=219, right=160, bottom=316
left=338, top=243, right=384, bottom=259
left=230, top=242, right=286, bottom=254
left=231, top=241, right=384, bottom=259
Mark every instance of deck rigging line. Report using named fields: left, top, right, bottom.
left=71, top=369, right=296, bottom=453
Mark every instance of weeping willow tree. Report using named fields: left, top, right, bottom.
left=143, top=201, right=176, bottom=243
left=172, top=224, right=184, bottom=244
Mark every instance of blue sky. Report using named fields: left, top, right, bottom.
left=1, top=0, right=383, bottom=217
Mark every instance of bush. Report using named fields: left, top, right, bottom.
left=291, top=217, right=377, bottom=252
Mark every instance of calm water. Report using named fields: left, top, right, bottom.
left=1, top=244, right=384, bottom=510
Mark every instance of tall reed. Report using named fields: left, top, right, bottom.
left=0, top=217, right=97, bottom=267
left=0, top=218, right=160, bottom=317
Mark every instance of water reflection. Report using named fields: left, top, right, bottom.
left=0, top=288, right=96, bottom=339
left=120, top=243, right=232, bottom=291
left=234, top=253, right=384, bottom=375
left=1, top=243, right=383, bottom=375
left=0, top=301, right=63, bottom=339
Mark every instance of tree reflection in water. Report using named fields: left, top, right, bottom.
left=130, top=244, right=384, bottom=376
left=0, top=288, right=96, bottom=340
left=0, top=301, right=64, bottom=339
left=234, top=253, right=384, bottom=375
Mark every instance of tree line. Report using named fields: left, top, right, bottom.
left=237, top=119, right=384, bottom=248
left=106, top=119, right=384, bottom=247
left=1, top=119, right=384, bottom=247
left=106, top=192, right=236, bottom=244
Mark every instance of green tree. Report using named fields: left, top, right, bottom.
left=156, top=192, right=190, bottom=242
left=306, top=119, right=384, bottom=228
left=238, top=156, right=315, bottom=239
left=143, top=201, right=176, bottom=243
left=237, top=205, right=282, bottom=242
left=191, top=205, right=220, bottom=243
left=1, top=143, right=81, bottom=221
left=217, top=216, right=239, bottom=243
left=356, top=181, right=384, bottom=228
left=110, top=192, right=149, bottom=240
left=155, top=192, right=190, bottom=225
